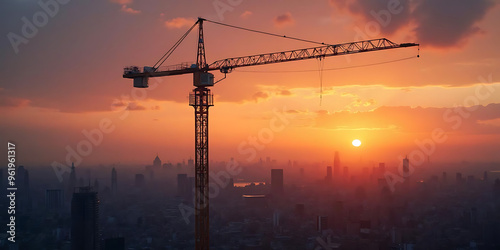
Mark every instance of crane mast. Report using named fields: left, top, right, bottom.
left=122, top=17, right=419, bottom=250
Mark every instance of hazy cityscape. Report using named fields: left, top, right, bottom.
left=1, top=153, right=500, bottom=249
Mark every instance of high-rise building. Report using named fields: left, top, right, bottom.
left=71, top=186, right=99, bottom=250
left=111, top=167, right=117, bottom=194
left=271, top=169, right=284, bottom=195
left=334, top=151, right=340, bottom=178
left=402, top=156, right=410, bottom=176
left=325, top=166, right=332, bottom=183
left=46, top=189, right=64, bottom=211
left=153, top=155, right=161, bottom=168
left=68, top=163, right=77, bottom=195
left=317, top=216, right=328, bottom=232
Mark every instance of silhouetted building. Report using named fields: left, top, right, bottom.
left=71, top=187, right=99, bottom=250
left=325, top=166, right=332, bottom=183
left=403, top=156, right=410, bottom=176
left=360, top=220, right=371, bottom=239
left=46, top=189, right=64, bottom=211
left=484, top=171, right=488, bottom=181
left=153, top=154, right=161, bottom=168
left=67, top=163, right=77, bottom=201
left=317, top=216, right=328, bottom=232
left=334, top=151, right=340, bottom=178
left=111, top=167, right=117, bottom=194
left=134, top=174, right=145, bottom=188
left=271, top=169, right=284, bottom=195
left=104, top=237, right=124, bottom=250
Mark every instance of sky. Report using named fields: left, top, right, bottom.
left=1, top=0, right=499, bottom=169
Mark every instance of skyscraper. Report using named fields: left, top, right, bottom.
left=71, top=187, right=99, bottom=250
left=177, top=174, right=189, bottom=197
left=68, top=163, right=77, bottom=199
left=271, top=169, right=284, bottom=195
left=403, top=156, right=410, bottom=176
left=317, top=216, right=328, bottom=232
left=153, top=154, right=161, bottom=168
left=325, top=166, right=332, bottom=183
left=111, top=167, right=117, bottom=194
left=334, top=151, right=340, bottom=178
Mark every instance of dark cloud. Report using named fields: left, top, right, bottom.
left=412, top=0, right=496, bottom=47
left=274, top=12, right=294, bottom=27
left=330, top=0, right=497, bottom=47
left=330, top=0, right=411, bottom=34
left=126, top=102, right=147, bottom=111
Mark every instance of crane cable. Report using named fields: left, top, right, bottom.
left=203, top=19, right=330, bottom=46
left=152, top=21, right=199, bottom=70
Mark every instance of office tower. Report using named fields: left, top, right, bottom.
left=334, top=151, right=340, bottom=178
left=71, top=187, right=99, bottom=250
left=153, top=154, right=161, bottom=168
left=325, top=166, right=332, bottom=183
left=111, top=168, right=117, bottom=194
left=271, top=169, right=284, bottom=195
left=317, top=216, right=328, bottom=232
left=177, top=174, right=189, bottom=197
left=134, top=174, right=145, bottom=187
left=46, top=189, right=64, bottom=211
left=104, top=237, right=124, bottom=250
left=402, top=156, right=410, bottom=176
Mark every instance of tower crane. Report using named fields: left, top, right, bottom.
left=122, top=17, right=419, bottom=250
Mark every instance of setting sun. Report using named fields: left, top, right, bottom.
left=352, top=139, right=362, bottom=147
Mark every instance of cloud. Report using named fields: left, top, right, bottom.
left=0, top=97, right=30, bottom=108
left=120, top=5, right=141, bottom=14
left=412, top=0, right=496, bottom=47
left=252, top=91, right=269, bottom=102
left=315, top=103, right=500, bottom=134
left=126, top=102, right=147, bottom=111
left=165, top=17, right=196, bottom=29
left=274, top=12, right=294, bottom=27
left=277, top=90, right=292, bottom=96
left=329, top=0, right=497, bottom=48
left=241, top=11, right=253, bottom=19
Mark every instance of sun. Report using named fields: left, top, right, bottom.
left=352, top=139, right=361, bottom=147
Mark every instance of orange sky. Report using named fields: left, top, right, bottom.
left=1, top=0, right=499, bottom=168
